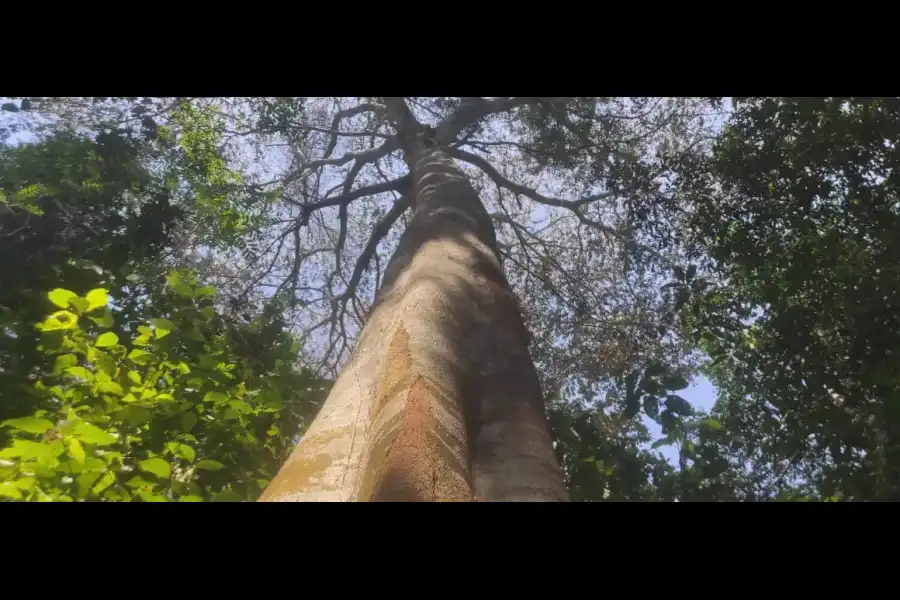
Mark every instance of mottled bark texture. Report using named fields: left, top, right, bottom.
left=260, top=133, right=566, bottom=502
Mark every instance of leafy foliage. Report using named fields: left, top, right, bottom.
left=671, top=97, right=900, bottom=500
left=0, top=278, right=326, bottom=501
left=0, top=130, right=184, bottom=422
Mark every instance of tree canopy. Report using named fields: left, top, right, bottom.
left=2, top=96, right=899, bottom=501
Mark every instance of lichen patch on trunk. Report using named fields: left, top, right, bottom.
left=258, top=452, right=336, bottom=501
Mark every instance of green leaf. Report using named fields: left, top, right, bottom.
left=85, top=288, right=109, bottom=312
left=126, top=476, right=156, bottom=489
left=13, top=477, right=36, bottom=491
left=71, top=422, right=117, bottom=446
left=53, top=354, right=78, bottom=373
left=127, top=371, right=142, bottom=385
left=203, top=391, right=228, bottom=404
left=195, top=459, right=225, bottom=471
left=96, top=381, right=125, bottom=396
left=82, top=457, right=106, bottom=472
left=177, top=445, right=196, bottom=463
left=211, top=489, right=242, bottom=502
left=48, top=288, right=77, bottom=309
left=228, top=400, right=252, bottom=414
left=2, top=416, right=54, bottom=434
left=68, top=297, right=90, bottom=314
left=124, top=406, right=151, bottom=426
left=41, top=310, right=79, bottom=331
left=150, top=318, right=176, bottom=339
left=104, top=488, right=128, bottom=501
left=40, top=331, right=65, bottom=351
left=95, top=332, right=119, bottom=347
left=173, top=283, right=193, bottom=297
left=65, top=366, right=93, bottom=381
left=89, top=310, right=115, bottom=328
left=66, top=438, right=85, bottom=465
left=180, top=412, right=198, bottom=433
left=700, top=418, right=724, bottom=431
left=0, top=482, right=22, bottom=499
left=0, top=440, right=59, bottom=464
left=139, top=458, right=171, bottom=479
left=91, top=470, right=116, bottom=494
left=75, top=472, right=101, bottom=498
left=127, top=349, right=155, bottom=365
left=139, top=491, right=168, bottom=502
left=178, top=495, right=204, bottom=502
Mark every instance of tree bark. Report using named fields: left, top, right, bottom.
left=259, top=105, right=566, bottom=502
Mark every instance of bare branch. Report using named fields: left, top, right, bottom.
left=285, top=137, right=399, bottom=186
left=434, top=97, right=534, bottom=145
left=447, top=147, right=616, bottom=226
left=288, top=175, right=410, bottom=211
left=339, top=192, right=413, bottom=305
left=323, top=102, right=387, bottom=159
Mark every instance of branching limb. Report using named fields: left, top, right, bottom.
left=286, top=175, right=410, bottom=211
left=448, top=147, right=616, bottom=227
left=434, top=97, right=534, bottom=145
left=338, top=192, right=413, bottom=306
left=323, top=103, right=387, bottom=159
left=285, top=137, right=399, bottom=187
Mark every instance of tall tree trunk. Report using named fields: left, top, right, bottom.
left=260, top=109, right=565, bottom=502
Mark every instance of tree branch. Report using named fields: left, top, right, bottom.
left=447, top=147, right=616, bottom=224
left=285, top=137, right=399, bottom=186
left=323, top=102, right=387, bottom=159
left=288, top=175, right=410, bottom=211
left=434, top=97, right=534, bottom=146
left=338, top=193, right=414, bottom=307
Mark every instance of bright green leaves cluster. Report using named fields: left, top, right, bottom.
left=0, top=183, right=47, bottom=215
left=0, top=131, right=185, bottom=428
left=0, top=277, right=327, bottom=502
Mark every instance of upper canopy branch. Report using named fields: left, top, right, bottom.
left=286, top=174, right=410, bottom=211
left=447, top=147, right=617, bottom=234
left=322, top=103, right=387, bottom=159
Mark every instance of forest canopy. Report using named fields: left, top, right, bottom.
left=1, top=96, right=898, bottom=501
